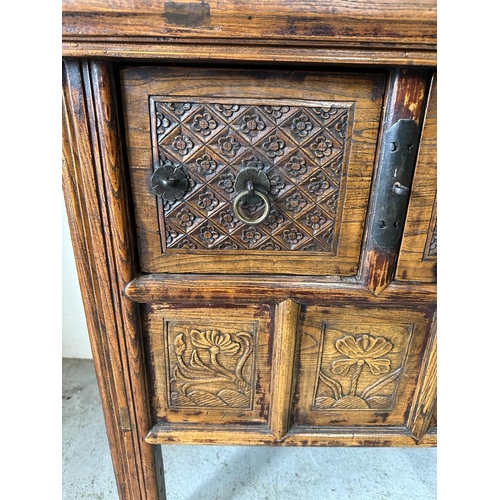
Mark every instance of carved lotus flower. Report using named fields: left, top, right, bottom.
left=332, top=334, right=393, bottom=375
left=173, top=334, right=187, bottom=355
left=190, top=330, right=240, bottom=355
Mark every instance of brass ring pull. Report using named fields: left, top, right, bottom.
left=233, top=189, right=271, bottom=225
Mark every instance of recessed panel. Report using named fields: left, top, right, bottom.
left=144, top=303, right=273, bottom=426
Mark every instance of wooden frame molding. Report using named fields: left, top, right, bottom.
left=63, top=59, right=166, bottom=500
left=359, top=68, right=432, bottom=295
left=269, top=299, right=301, bottom=440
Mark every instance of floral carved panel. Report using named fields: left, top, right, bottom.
left=313, top=323, right=413, bottom=411
left=150, top=98, right=353, bottom=254
left=165, top=321, right=258, bottom=410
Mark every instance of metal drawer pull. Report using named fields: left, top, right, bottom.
left=233, top=167, right=271, bottom=225
left=151, top=162, right=189, bottom=202
left=233, top=185, right=271, bottom=225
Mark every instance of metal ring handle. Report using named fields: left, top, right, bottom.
left=233, top=189, right=271, bottom=225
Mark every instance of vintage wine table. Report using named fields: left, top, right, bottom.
left=62, top=1, right=437, bottom=498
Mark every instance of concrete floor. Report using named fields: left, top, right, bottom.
left=62, top=358, right=437, bottom=500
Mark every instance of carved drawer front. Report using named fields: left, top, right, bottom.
left=121, top=67, right=385, bottom=275
left=292, top=304, right=434, bottom=428
left=143, top=303, right=273, bottom=428
left=396, top=73, right=437, bottom=282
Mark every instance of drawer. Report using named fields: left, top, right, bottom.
left=121, top=67, right=385, bottom=276
left=292, top=303, right=434, bottom=428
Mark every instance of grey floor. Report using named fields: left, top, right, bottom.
left=62, top=358, right=437, bottom=500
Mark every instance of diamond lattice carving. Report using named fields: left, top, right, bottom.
left=151, top=100, right=352, bottom=252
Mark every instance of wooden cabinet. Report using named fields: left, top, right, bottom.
left=62, top=1, right=436, bottom=499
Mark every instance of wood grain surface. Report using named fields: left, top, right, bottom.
left=396, top=74, right=437, bottom=282
left=359, top=69, right=433, bottom=295
left=62, top=0, right=436, bottom=66
left=293, top=303, right=435, bottom=429
left=63, top=60, right=167, bottom=500
left=62, top=4, right=437, bottom=496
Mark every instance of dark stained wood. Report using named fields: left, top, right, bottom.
left=62, top=0, right=437, bottom=52
left=62, top=60, right=166, bottom=500
left=360, top=69, right=432, bottom=295
left=62, top=41, right=436, bottom=67
left=396, top=74, right=437, bottom=282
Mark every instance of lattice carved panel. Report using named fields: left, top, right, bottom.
left=151, top=98, right=353, bottom=253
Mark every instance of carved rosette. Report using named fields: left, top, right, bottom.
left=150, top=99, right=352, bottom=252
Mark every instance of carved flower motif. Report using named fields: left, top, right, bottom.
left=263, top=209, right=284, bottom=230
left=199, top=224, right=219, bottom=244
left=264, top=106, right=290, bottom=120
left=283, top=227, right=304, bottom=245
left=177, top=208, right=196, bottom=228
left=218, top=135, right=241, bottom=158
left=327, top=191, right=340, bottom=213
left=291, top=113, right=313, bottom=138
left=190, top=329, right=240, bottom=355
left=306, top=210, right=326, bottom=230
left=241, top=156, right=265, bottom=170
left=312, top=106, right=340, bottom=120
left=285, top=193, right=307, bottom=213
left=332, top=334, right=393, bottom=376
left=240, top=228, right=262, bottom=245
left=197, top=191, right=219, bottom=211
left=195, top=154, right=218, bottom=175
left=156, top=112, right=171, bottom=135
left=192, top=112, right=218, bottom=136
left=172, top=134, right=194, bottom=155
left=240, top=114, right=266, bottom=135
left=334, top=113, right=349, bottom=139
left=173, top=334, right=187, bottom=355
left=217, top=172, right=236, bottom=193
left=214, top=104, right=240, bottom=118
left=285, top=156, right=307, bottom=177
left=262, top=135, right=285, bottom=158
left=259, top=242, right=281, bottom=250
left=307, top=173, right=330, bottom=196
left=310, top=136, right=333, bottom=158
left=219, top=209, right=238, bottom=229
left=269, top=174, right=285, bottom=196
left=218, top=241, right=239, bottom=250
left=177, top=238, right=197, bottom=249
left=168, top=102, right=191, bottom=116
left=165, top=228, right=178, bottom=244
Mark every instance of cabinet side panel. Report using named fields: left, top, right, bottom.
left=62, top=59, right=166, bottom=500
